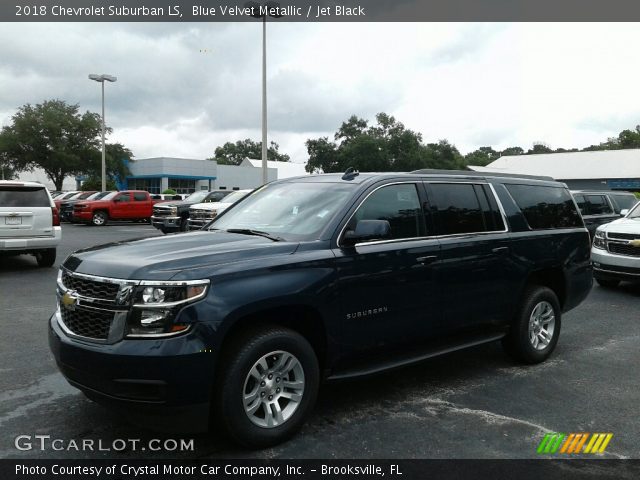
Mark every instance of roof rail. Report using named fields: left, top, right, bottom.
left=409, top=168, right=555, bottom=182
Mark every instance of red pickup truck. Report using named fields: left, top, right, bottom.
left=72, top=190, right=156, bottom=226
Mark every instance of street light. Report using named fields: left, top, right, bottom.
left=246, top=1, right=282, bottom=184
left=88, top=73, right=117, bottom=191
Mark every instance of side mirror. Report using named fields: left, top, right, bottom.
left=343, top=219, right=391, bottom=246
left=620, top=209, right=629, bottom=217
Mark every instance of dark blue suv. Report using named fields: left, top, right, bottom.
left=49, top=169, right=592, bottom=447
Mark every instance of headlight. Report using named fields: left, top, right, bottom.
left=126, top=280, right=209, bottom=338
left=593, top=230, right=606, bottom=249
left=170, top=207, right=178, bottom=215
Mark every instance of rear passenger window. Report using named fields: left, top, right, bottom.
left=428, top=183, right=490, bottom=235
left=349, top=184, right=423, bottom=240
left=133, top=192, right=147, bottom=201
left=0, top=187, right=50, bottom=207
left=573, top=194, right=587, bottom=214
left=506, top=184, right=583, bottom=229
left=585, top=195, right=613, bottom=215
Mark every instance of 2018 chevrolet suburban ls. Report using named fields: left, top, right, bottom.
left=49, top=170, right=592, bottom=447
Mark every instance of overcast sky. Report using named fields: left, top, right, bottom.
left=2, top=22, right=640, bottom=163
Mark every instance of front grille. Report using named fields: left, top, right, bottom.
left=153, top=206, right=175, bottom=217
left=60, top=307, right=113, bottom=340
left=607, top=232, right=640, bottom=240
left=62, top=270, right=120, bottom=301
left=608, top=242, right=640, bottom=257
left=190, top=209, right=214, bottom=220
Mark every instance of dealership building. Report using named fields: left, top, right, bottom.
left=469, top=149, right=640, bottom=191
left=16, top=157, right=308, bottom=192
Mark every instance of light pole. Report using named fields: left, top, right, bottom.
left=88, top=73, right=117, bottom=191
left=246, top=1, right=282, bottom=184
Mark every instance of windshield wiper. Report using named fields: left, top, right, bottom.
left=225, top=228, right=284, bottom=242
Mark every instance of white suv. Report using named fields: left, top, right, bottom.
left=0, top=181, right=62, bottom=267
left=591, top=199, right=640, bottom=287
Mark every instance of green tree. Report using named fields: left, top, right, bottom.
left=0, top=100, right=103, bottom=190
left=80, top=177, right=118, bottom=191
left=306, top=113, right=464, bottom=173
left=209, top=139, right=290, bottom=165
left=500, top=146, right=525, bottom=156
left=464, top=146, right=500, bottom=166
left=84, top=143, right=133, bottom=185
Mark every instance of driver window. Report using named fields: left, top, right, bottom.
left=115, top=193, right=129, bottom=202
left=348, top=184, right=424, bottom=240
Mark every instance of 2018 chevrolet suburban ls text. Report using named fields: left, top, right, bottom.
left=49, top=170, right=592, bottom=447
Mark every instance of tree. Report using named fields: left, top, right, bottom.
left=84, top=142, right=133, bottom=185
left=0, top=100, right=103, bottom=190
left=80, top=177, right=118, bottom=191
left=500, top=146, right=525, bottom=156
left=527, top=143, right=554, bottom=155
left=209, top=139, right=290, bottom=165
left=306, top=112, right=464, bottom=173
left=464, top=146, right=500, bottom=166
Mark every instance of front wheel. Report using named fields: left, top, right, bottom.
left=502, top=285, right=561, bottom=364
left=91, top=211, right=108, bottom=226
left=216, top=326, right=319, bottom=448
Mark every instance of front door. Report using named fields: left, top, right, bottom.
left=333, top=182, right=442, bottom=360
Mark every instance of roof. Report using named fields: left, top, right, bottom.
left=242, top=159, right=308, bottom=179
left=468, top=149, right=640, bottom=180
left=0, top=180, right=46, bottom=188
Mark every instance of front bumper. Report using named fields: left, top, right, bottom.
left=48, top=310, right=214, bottom=427
left=591, top=246, right=640, bottom=281
left=0, top=227, right=61, bottom=251
left=187, top=218, right=211, bottom=230
left=151, top=216, right=181, bottom=230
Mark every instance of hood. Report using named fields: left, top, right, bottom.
left=190, top=201, right=229, bottom=211
left=63, top=231, right=299, bottom=280
left=154, top=200, right=191, bottom=208
left=599, top=217, right=640, bottom=234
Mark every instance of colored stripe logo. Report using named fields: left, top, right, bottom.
left=537, top=433, right=613, bottom=454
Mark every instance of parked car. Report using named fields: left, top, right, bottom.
left=72, top=190, right=155, bottom=226
left=53, top=191, right=80, bottom=210
left=151, top=190, right=232, bottom=233
left=571, top=190, right=638, bottom=238
left=60, top=191, right=112, bottom=222
left=150, top=193, right=183, bottom=201
left=591, top=200, right=640, bottom=287
left=50, top=170, right=592, bottom=447
left=187, top=189, right=252, bottom=230
left=0, top=181, right=61, bottom=267
left=57, top=191, right=97, bottom=221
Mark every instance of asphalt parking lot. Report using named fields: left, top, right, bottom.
left=1, top=223, right=639, bottom=461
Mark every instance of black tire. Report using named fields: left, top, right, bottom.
left=502, top=285, right=561, bottom=364
left=596, top=278, right=620, bottom=288
left=215, top=326, right=319, bottom=448
left=160, top=227, right=169, bottom=235
left=91, top=210, right=108, bottom=226
left=179, top=216, right=188, bottom=232
left=35, top=248, right=56, bottom=268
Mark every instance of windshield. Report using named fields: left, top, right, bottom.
left=210, top=182, right=355, bottom=241
left=613, top=194, right=639, bottom=212
left=628, top=202, right=640, bottom=219
left=100, top=191, right=119, bottom=201
left=222, top=191, right=250, bottom=204
left=185, top=191, right=210, bottom=203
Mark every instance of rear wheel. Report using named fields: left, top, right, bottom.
left=502, top=285, right=561, bottom=364
left=91, top=211, right=108, bottom=226
left=216, top=326, right=319, bottom=448
left=35, top=248, right=56, bottom=268
left=596, top=278, right=620, bottom=288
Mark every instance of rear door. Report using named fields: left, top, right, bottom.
left=583, top=194, right=617, bottom=236
left=424, top=181, right=511, bottom=335
left=111, top=192, right=132, bottom=219
left=132, top=192, right=151, bottom=217
left=0, top=185, right=53, bottom=239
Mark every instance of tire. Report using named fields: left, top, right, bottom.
left=215, top=326, right=319, bottom=448
left=179, top=216, right=188, bottom=232
left=35, top=248, right=56, bottom=268
left=502, top=285, right=561, bottom=364
left=596, top=278, right=620, bottom=288
left=91, top=211, right=108, bottom=226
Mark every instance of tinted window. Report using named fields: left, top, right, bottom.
left=572, top=194, right=587, bottom=214
left=0, top=186, right=50, bottom=207
left=205, top=191, right=230, bottom=203
left=133, top=192, right=147, bottom=201
left=585, top=195, right=613, bottom=215
left=428, top=183, right=487, bottom=235
left=609, top=194, right=638, bottom=212
left=114, top=193, right=130, bottom=202
left=350, top=184, right=423, bottom=240
left=506, top=184, right=582, bottom=229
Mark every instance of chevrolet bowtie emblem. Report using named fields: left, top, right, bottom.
left=629, top=239, right=640, bottom=247
left=61, top=291, right=78, bottom=310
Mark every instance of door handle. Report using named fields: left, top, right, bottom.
left=416, top=255, right=438, bottom=265
left=491, top=246, right=509, bottom=254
